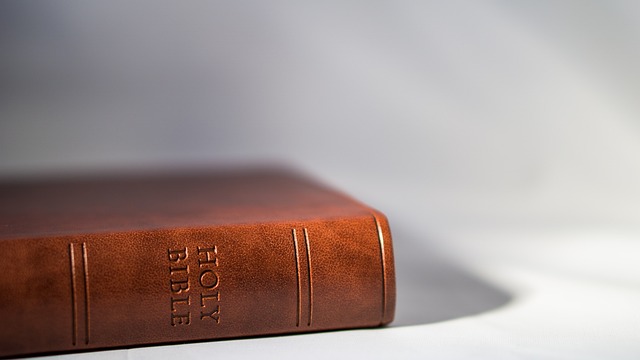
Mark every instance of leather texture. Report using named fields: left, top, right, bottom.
left=0, top=168, right=395, bottom=357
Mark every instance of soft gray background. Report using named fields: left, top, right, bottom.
left=3, top=1, right=640, bottom=222
left=3, top=1, right=640, bottom=359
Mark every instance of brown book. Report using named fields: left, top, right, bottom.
left=0, top=168, right=395, bottom=357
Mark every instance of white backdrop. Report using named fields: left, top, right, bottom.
left=2, top=1, right=640, bottom=358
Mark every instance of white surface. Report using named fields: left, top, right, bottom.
left=2, top=1, right=640, bottom=358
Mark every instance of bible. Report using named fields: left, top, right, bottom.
left=0, top=168, right=395, bottom=357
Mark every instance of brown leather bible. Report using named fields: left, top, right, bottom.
left=0, top=168, right=395, bottom=357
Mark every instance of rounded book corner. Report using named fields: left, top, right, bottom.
left=370, top=209, right=397, bottom=327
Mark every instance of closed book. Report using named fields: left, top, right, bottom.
left=0, top=168, right=395, bottom=357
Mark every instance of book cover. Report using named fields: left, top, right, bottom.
left=0, top=167, right=395, bottom=357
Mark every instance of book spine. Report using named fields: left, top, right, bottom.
left=0, top=213, right=395, bottom=357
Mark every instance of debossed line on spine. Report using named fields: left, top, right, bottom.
left=81, top=242, right=90, bottom=345
left=292, top=229, right=302, bottom=327
left=372, top=215, right=387, bottom=324
left=69, top=242, right=90, bottom=346
left=69, top=244, right=77, bottom=346
left=303, top=228, right=313, bottom=327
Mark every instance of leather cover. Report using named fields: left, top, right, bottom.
left=0, top=168, right=395, bottom=357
